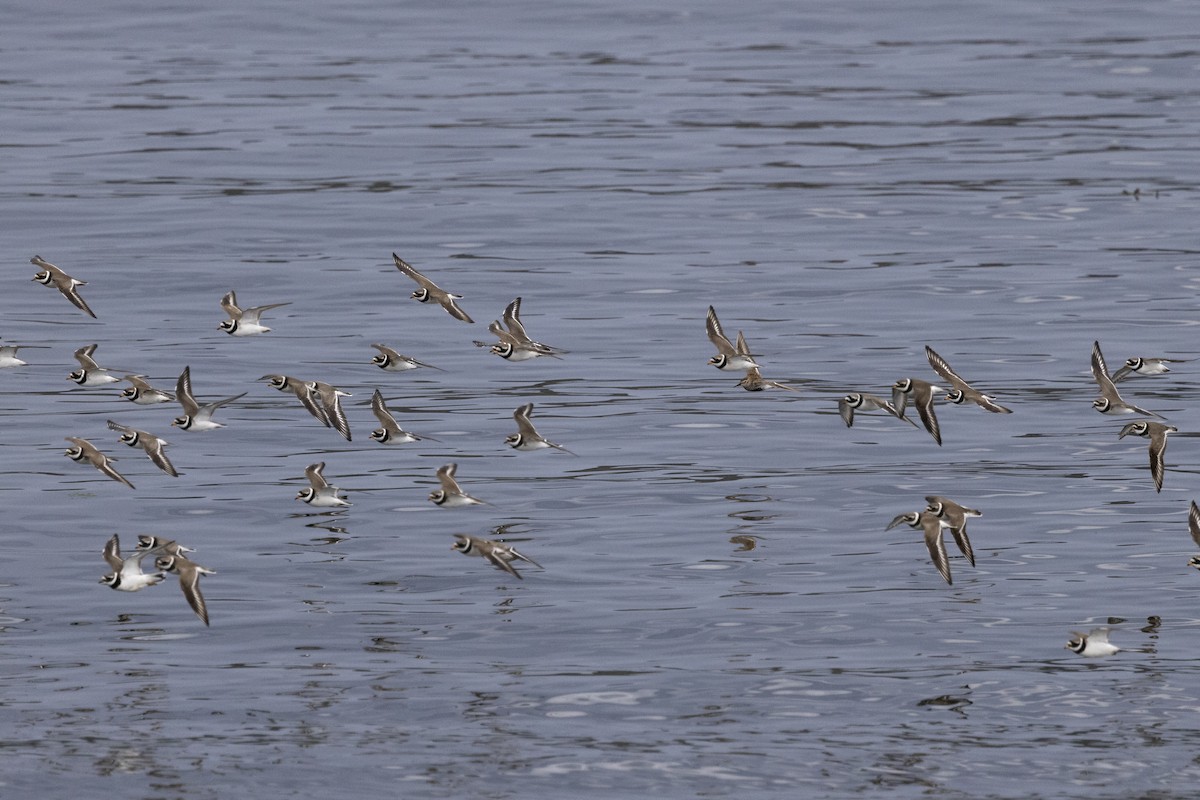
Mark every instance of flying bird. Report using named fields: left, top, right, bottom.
left=391, top=252, right=474, bottom=322
left=31, top=255, right=96, bottom=318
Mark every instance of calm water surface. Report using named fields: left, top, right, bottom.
left=5, top=0, right=1200, bottom=797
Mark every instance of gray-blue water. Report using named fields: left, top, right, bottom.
left=6, top=0, right=1200, bottom=796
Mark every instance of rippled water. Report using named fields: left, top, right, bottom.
left=6, top=0, right=1200, bottom=797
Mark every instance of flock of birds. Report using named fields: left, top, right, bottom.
left=21, top=253, right=1197, bottom=654
left=705, top=302, right=1199, bottom=659
left=28, top=253, right=573, bottom=627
